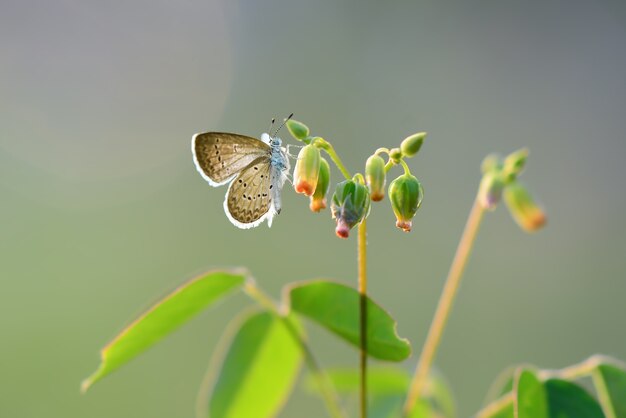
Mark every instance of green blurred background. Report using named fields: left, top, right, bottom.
left=2, top=1, right=625, bottom=416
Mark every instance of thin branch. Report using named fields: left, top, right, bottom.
left=404, top=197, right=486, bottom=415
left=358, top=219, right=368, bottom=418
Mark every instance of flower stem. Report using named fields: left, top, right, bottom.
left=403, top=197, right=485, bottom=415
left=244, top=281, right=347, bottom=418
left=358, top=219, right=368, bottom=418
left=315, top=138, right=352, bottom=180
left=475, top=393, right=514, bottom=418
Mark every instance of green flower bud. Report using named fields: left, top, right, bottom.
left=503, top=181, right=546, bottom=232
left=331, top=179, right=371, bottom=238
left=309, top=157, right=331, bottom=212
left=400, top=132, right=427, bottom=158
left=365, top=155, right=386, bottom=201
left=389, top=148, right=402, bottom=163
left=294, top=144, right=321, bottom=196
left=478, top=171, right=505, bottom=211
left=502, top=148, right=529, bottom=182
left=286, top=119, right=310, bottom=141
left=481, top=153, right=503, bottom=174
left=388, top=174, right=423, bottom=232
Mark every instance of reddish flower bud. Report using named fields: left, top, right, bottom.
left=309, top=158, right=331, bottom=212
left=331, top=179, right=371, bottom=238
left=388, top=174, right=423, bottom=232
left=504, top=181, right=546, bottom=232
left=365, top=155, right=386, bottom=201
left=293, top=144, right=321, bottom=196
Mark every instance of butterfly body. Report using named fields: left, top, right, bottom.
left=192, top=132, right=290, bottom=229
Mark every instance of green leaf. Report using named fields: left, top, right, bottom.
left=545, top=379, right=605, bottom=418
left=515, top=369, right=548, bottom=418
left=594, top=362, right=626, bottom=418
left=306, top=367, right=455, bottom=418
left=208, top=310, right=303, bottom=418
left=81, top=269, right=246, bottom=392
left=287, top=280, right=411, bottom=361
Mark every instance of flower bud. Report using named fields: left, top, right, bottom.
left=293, top=144, right=321, bottom=196
left=389, top=148, right=402, bottom=163
left=400, top=132, right=427, bottom=158
left=388, top=174, right=423, bottom=232
left=331, top=179, right=371, bottom=238
left=309, top=157, right=331, bottom=212
left=478, top=171, right=505, bottom=211
left=481, top=153, right=503, bottom=174
left=286, top=119, right=310, bottom=141
left=503, top=181, right=546, bottom=232
left=502, top=148, right=529, bottom=182
left=365, top=155, right=386, bottom=201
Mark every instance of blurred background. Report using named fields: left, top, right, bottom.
left=2, top=0, right=625, bottom=416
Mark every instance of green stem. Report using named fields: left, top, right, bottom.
left=538, top=355, right=615, bottom=380
left=591, top=368, right=617, bottom=418
left=398, top=159, right=411, bottom=176
left=475, top=393, right=514, bottom=418
left=315, top=138, right=351, bottom=180
left=403, top=197, right=486, bottom=415
left=244, top=281, right=347, bottom=418
left=374, top=147, right=390, bottom=156
left=358, top=219, right=368, bottom=418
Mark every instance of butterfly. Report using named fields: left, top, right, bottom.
left=192, top=125, right=291, bottom=229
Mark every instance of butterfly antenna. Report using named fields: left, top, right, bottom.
left=273, top=113, right=293, bottom=137
left=268, top=118, right=275, bottom=135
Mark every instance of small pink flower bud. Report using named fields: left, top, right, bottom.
left=293, top=144, right=321, bottom=196
left=331, top=179, right=371, bottom=239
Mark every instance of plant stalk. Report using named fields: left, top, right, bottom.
left=475, top=393, right=514, bottom=418
left=358, top=219, right=369, bottom=418
left=403, top=197, right=485, bottom=415
left=244, top=281, right=347, bottom=418
left=316, top=139, right=351, bottom=180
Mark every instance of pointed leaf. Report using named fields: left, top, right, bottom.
left=287, top=280, right=411, bottom=361
left=82, top=269, right=246, bottom=391
left=208, top=310, right=303, bottom=418
left=594, top=362, right=626, bottom=418
left=515, top=369, right=548, bottom=418
left=545, top=379, right=604, bottom=418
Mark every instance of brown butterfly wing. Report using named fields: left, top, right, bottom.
left=192, top=132, right=270, bottom=185
left=224, top=157, right=274, bottom=228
